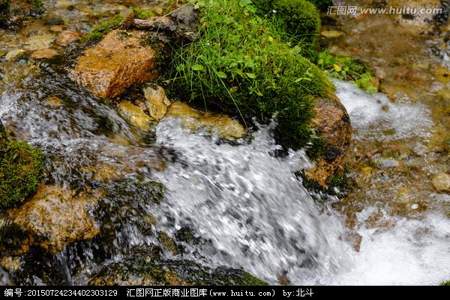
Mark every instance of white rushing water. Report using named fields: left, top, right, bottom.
left=334, top=80, right=433, bottom=140
left=153, top=82, right=449, bottom=285
left=1, top=79, right=449, bottom=285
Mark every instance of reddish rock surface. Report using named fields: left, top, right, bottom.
left=72, top=29, right=158, bottom=98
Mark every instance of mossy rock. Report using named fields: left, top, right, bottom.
left=0, top=138, right=44, bottom=211
left=167, top=0, right=332, bottom=150
left=80, top=15, right=125, bottom=44
left=252, top=0, right=321, bottom=54
left=272, top=0, right=321, bottom=47
left=89, top=249, right=267, bottom=285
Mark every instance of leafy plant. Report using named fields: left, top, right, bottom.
left=167, top=0, right=332, bottom=149
left=318, top=50, right=378, bottom=93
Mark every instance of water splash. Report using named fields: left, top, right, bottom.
left=334, top=80, right=433, bottom=140
left=154, top=118, right=449, bottom=285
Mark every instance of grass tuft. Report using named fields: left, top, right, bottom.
left=166, top=0, right=331, bottom=149
left=318, top=50, right=378, bottom=93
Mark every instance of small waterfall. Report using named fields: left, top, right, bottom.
left=0, top=70, right=448, bottom=285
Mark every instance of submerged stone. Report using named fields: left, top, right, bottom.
left=72, top=30, right=158, bottom=99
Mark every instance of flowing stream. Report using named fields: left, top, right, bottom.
left=0, top=0, right=449, bottom=286
left=0, top=69, right=449, bottom=285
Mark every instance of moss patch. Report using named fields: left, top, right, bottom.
left=0, top=140, right=44, bottom=211
left=252, top=0, right=321, bottom=57
left=167, top=0, right=331, bottom=149
left=81, top=15, right=125, bottom=44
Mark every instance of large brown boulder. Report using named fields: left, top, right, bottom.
left=7, top=185, right=102, bottom=253
left=72, top=30, right=158, bottom=99
left=305, top=95, right=352, bottom=187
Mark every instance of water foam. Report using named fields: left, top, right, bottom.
left=334, top=80, right=433, bottom=140
left=154, top=118, right=449, bottom=285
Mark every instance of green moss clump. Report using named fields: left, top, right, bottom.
left=81, top=14, right=125, bottom=43
left=252, top=0, right=321, bottom=57
left=441, top=280, right=450, bottom=286
left=0, top=140, right=44, bottom=211
left=272, top=0, right=321, bottom=47
left=167, top=0, right=331, bottom=149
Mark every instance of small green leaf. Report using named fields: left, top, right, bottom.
left=217, top=71, right=227, bottom=79
left=192, top=64, right=205, bottom=71
left=246, top=73, right=256, bottom=79
left=333, top=64, right=342, bottom=72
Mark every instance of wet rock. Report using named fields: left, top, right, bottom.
left=305, top=95, right=352, bottom=187
left=5, top=49, right=26, bottom=61
left=0, top=267, right=12, bottom=285
left=24, top=34, right=55, bottom=51
left=72, top=30, right=158, bottom=99
left=0, top=256, right=21, bottom=272
left=375, top=158, right=400, bottom=169
left=321, top=30, right=344, bottom=38
left=44, top=96, right=63, bottom=108
left=7, top=185, right=102, bottom=253
left=30, top=48, right=58, bottom=60
left=158, top=231, right=178, bottom=256
left=0, top=0, right=44, bottom=28
left=90, top=179, right=165, bottom=258
left=166, top=101, right=246, bottom=140
left=55, top=30, right=80, bottom=47
left=117, top=100, right=154, bottom=131
left=89, top=249, right=266, bottom=286
left=432, top=173, right=450, bottom=193
left=144, top=85, right=171, bottom=121
left=128, top=4, right=199, bottom=44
